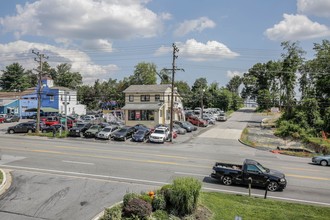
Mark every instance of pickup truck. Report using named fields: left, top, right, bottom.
left=210, top=159, right=287, bottom=191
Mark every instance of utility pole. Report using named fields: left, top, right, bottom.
left=32, top=50, right=48, bottom=133
left=163, top=43, right=184, bottom=142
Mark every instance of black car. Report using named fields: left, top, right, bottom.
left=112, top=126, right=135, bottom=141
left=41, top=124, right=65, bottom=133
left=68, top=122, right=92, bottom=137
left=5, top=115, right=20, bottom=123
left=132, top=129, right=151, bottom=142
left=7, top=122, right=36, bottom=134
left=132, top=124, right=150, bottom=132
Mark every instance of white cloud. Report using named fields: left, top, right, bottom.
left=0, top=40, right=119, bottom=85
left=0, top=0, right=164, bottom=41
left=174, top=17, right=216, bottom=37
left=264, top=14, right=330, bottom=41
left=82, top=39, right=114, bottom=52
left=297, top=0, right=330, bottom=17
left=156, top=39, right=239, bottom=61
left=227, top=70, right=243, bottom=79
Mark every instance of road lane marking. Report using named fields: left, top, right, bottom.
left=62, top=160, right=94, bottom=165
left=1, top=164, right=329, bottom=207
left=286, top=174, right=330, bottom=181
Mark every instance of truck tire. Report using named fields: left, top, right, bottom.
left=222, top=176, right=233, bottom=185
left=267, top=181, right=279, bottom=192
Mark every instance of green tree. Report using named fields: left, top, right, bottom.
left=226, top=75, right=242, bottom=94
left=129, top=62, right=157, bottom=85
left=0, top=63, right=31, bottom=91
left=54, top=63, right=83, bottom=89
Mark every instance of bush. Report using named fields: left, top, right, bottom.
left=100, top=205, right=122, bottom=220
left=123, top=193, right=139, bottom=207
left=168, top=177, right=202, bottom=216
left=122, top=198, right=152, bottom=219
left=138, top=193, right=153, bottom=204
left=152, top=193, right=166, bottom=211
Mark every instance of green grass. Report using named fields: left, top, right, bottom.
left=200, top=192, right=330, bottom=220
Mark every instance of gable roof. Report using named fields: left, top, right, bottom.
left=0, top=87, right=36, bottom=99
left=123, top=84, right=172, bottom=93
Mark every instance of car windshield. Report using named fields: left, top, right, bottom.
left=117, top=128, right=127, bottom=133
left=256, top=162, right=268, bottom=173
left=90, top=125, right=99, bottom=129
left=76, top=123, right=85, bottom=127
left=154, top=130, right=165, bottom=134
left=102, top=128, right=111, bottom=132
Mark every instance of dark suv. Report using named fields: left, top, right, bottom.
left=7, top=123, right=36, bottom=134
left=68, top=122, right=92, bottom=137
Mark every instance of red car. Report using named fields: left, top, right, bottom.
left=187, top=115, right=208, bottom=127
left=0, top=117, right=5, bottom=123
left=45, top=116, right=60, bottom=126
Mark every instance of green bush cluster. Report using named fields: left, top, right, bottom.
left=100, top=177, right=202, bottom=220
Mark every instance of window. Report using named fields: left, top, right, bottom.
left=140, top=95, right=150, bottom=102
left=247, top=165, right=260, bottom=173
left=129, top=95, right=134, bottom=102
left=128, top=110, right=154, bottom=121
left=50, top=95, right=54, bottom=102
left=155, top=95, right=160, bottom=102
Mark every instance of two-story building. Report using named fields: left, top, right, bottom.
left=122, top=84, right=184, bottom=127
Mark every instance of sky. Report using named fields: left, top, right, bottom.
left=0, top=0, right=329, bottom=87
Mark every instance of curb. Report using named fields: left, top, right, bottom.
left=0, top=168, right=12, bottom=196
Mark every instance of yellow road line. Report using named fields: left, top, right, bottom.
left=286, top=174, right=330, bottom=181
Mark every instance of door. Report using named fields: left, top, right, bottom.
left=243, top=164, right=268, bottom=186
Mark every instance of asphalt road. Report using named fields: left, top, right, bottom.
left=0, top=108, right=329, bottom=220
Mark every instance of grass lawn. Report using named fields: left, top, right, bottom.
left=200, top=192, right=330, bottom=220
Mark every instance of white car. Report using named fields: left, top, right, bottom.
left=149, top=127, right=169, bottom=143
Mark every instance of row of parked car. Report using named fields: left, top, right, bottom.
left=0, top=114, right=20, bottom=123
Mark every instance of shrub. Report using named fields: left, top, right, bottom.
left=151, top=210, right=169, bottom=220
left=122, top=198, right=152, bottom=219
left=123, top=193, right=139, bottom=207
left=168, top=177, right=202, bottom=216
left=152, top=193, right=166, bottom=211
left=138, top=193, right=153, bottom=204
left=100, top=205, right=122, bottom=220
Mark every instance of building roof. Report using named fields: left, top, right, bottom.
left=123, top=84, right=172, bottom=93
left=0, top=88, right=36, bottom=99
left=121, top=103, right=164, bottom=110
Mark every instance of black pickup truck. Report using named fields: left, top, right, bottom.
left=210, top=159, right=287, bottom=191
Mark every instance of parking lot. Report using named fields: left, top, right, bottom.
left=0, top=119, right=211, bottom=145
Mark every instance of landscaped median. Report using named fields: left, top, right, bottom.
left=94, top=177, right=330, bottom=220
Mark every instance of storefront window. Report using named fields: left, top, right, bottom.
left=128, top=110, right=154, bottom=121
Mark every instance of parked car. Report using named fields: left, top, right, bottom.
left=96, top=125, right=119, bottom=140
left=84, top=124, right=103, bottom=138
left=41, top=124, right=65, bottom=133
left=7, top=122, right=36, bottom=134
left=132, top=129, right=151, bottom=142
left=149, top=126, right=169, bottom=143
left=132, top=124, right=150, bottom=132
left=0, top=117, right=5, bottom=123
left=173, top=121, right=195, bottom=132
left=187, top=115, right=208, bottom=127
left=173, top=124, right=186, bottom=135
left=45, top=116, right=60, bottom=126
left=4, top=115, right=20, bottom=123
left=312, top=154, right=330, bottom=166
left=112, top=126, right=135, bottom=141
left=68, top=122, right=92, bottom=137
left=217, top=112, right=227, bottom=121
left=210, top=159, right=287, bottom=192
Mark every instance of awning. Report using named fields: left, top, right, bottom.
left=25, top=107, right=59, bottom=113
left=121, top=103, right=164, bottom=110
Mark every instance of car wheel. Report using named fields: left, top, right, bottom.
left=222, top=176, right=233, bottom=186
left=27, top=129, right=32, bottom=134
left=320, top=160, right=328, bottom=166
left=80, top=132, right=84, bottom=137
left=42, top=130, right=47, bottom=133
left=9, top=130, right=14, bottom=134
left=267, top=181, right=279, bottom=192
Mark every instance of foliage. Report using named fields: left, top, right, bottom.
left=167, top=177, right=202, bottom=216
left=0, top=63, right=32, bottom=91
left=129, top=62, right=157, bottom=85
left=151, top=193, right=166, bottom=211
left=100, top=205, right=122, bottom=220
left=122, top=198, right=152, bottom=219
left=150, top=210, right=169, bottom=219
left=123, top=193, right=140, bottom=207
left=138, top=193, right=153, bottom=204
left=54, top=63, right=83, bottom=89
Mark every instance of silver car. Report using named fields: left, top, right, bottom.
left=312, top=155, right=330, bottom=166
left=96, top=125, right=119, bottom=140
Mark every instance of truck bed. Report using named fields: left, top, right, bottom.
left=214, top=162, right=242, bottom=171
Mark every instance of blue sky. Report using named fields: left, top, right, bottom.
left=0, top=0, right=329, bottom=87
